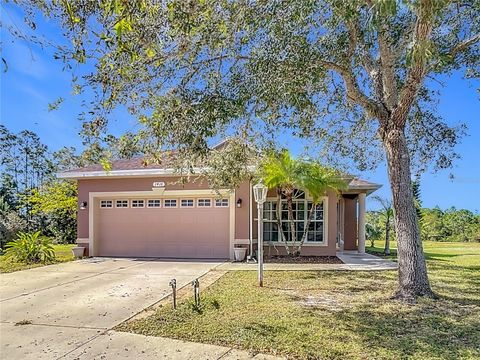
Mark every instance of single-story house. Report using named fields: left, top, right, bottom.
left=58, top=149, right=380, bottom=260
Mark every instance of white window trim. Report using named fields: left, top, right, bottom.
left=197, top=198, right=212, bottom=207
left=131, top=199, right=145, bottom=208
left=180, top=199, right=195, bottom=208
left=147, top=199, right=162, bottom=208
left=214, top=198, right=229, bottom=207
left=115, top=199, right=129, bottom=208
left=262, top=196, right=328, bottom=247
left=164, top=199, right=178, bottom=208
left=100, top=200, right=113, bottom=208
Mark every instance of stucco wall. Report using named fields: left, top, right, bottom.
left=234, top=181, right=251, bottom=241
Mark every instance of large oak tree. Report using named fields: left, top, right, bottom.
left=9, top=0, right=479, bottom=300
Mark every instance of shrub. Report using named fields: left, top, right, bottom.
left=0, top=210, right=27, bottom=250
left=4, top=231, right=55, bottom=264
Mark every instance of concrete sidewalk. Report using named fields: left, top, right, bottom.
left=216, top=251, right=397, bottom=271
left=60, top=330, right=283, bottom=359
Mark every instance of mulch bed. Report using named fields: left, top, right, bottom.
left=265, top=256, right=343, bottom=264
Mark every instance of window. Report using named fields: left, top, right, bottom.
left=100, top=200, right=113, bottom=208
left=263, top=198, right=324, bottom=243
left=215, top=198, right=229, bottom=207
left=147, top=199, right=161, bottom=208
left=181, top=199, right=194, bottom=207
left=306, top=202, right=324, bottom=242
left=115, top=200, right=129, bottom=208
left=197, top=199, right=211, bottom=207
left=164, top=199, right=177, bottom=207
left=131, top=199, right=145, bottom=208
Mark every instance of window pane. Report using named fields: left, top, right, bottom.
left=271, top=230, right=279, bottom=241
left=148, top=199, right=161, bottom=207
left=296, top=222, right=305, bottom=234
left=164, top=199, right=177, bottom=207
left=181, top=199, right=194, bottom=207
left=198, top=199, right=211, bottom=207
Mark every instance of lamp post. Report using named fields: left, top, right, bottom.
left=253, top=182, right=268, bottom=287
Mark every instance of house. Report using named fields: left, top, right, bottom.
left=58, top=152, right=380, bottom=260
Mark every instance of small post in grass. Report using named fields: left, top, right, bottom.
left=169, top=279, right=177, bottom=309
left=192, top=278, right=200, bottom=307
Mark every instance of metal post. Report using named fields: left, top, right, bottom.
left=258, top=202, right=264, bottom=287
left=169, top=279, right=177, bottom=309
left=192, top=278, right=200, bottom=307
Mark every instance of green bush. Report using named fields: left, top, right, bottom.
left=4, top=231, right=55, bottom=264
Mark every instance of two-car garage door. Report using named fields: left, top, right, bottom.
left=95, top=197, right=231, bottom=259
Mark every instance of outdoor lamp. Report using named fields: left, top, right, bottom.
left=253, top=183, right=268, bottom=204
left=253, top=182, right=268, bottom=287
left=80, top=201, right=88, bottom=210
left=236, top=198, right=242, bottom=208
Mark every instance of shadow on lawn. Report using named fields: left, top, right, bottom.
left=334, top=304, right=480, bottom=359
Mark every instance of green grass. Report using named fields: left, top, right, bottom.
left=0, top=244, right=76, bottom=273
left=118, top=241, right=480, bottom=359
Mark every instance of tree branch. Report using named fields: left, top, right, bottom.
left=322, top=61, right=388, bottom=121
left=378, top=22, right=398, bottom=111
left=392, top=0, right=434, bottom=128
left=449, top=34, right=480, bottom=57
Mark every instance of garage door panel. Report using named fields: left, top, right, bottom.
left=96, top=201, right=230, bottom=259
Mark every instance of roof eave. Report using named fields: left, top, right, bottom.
left=344, top=184, right=382, bottom=195
left=57, top=165, right=257, bottom=180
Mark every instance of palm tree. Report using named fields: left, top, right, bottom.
left=260, top=150, right=347, bottom=256
left=261, top=150, right=300, bottom=255
left=295, top=161, right=347, bottom=253
left=372, top=196, right=394, bottom=255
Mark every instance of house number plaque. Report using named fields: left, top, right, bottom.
left=152, top=181, right=165, bottom=188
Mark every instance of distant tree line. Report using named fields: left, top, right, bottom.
left=367, top=205, right=480, bottom=249
left=0, top=125, right=143, bottom=249
left=0, top=125, right=82, bottom=248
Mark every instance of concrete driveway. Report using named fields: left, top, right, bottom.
left=0, top=257, right=222, bottom=359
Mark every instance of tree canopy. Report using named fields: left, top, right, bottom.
left=7, top=0, right=480, bottom=300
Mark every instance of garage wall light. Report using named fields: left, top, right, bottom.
left=80, top=201, right=88, bottom=210
left=236, top=198, right=242, bottom=208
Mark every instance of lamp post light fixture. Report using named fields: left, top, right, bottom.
left=253, top=182, right=268, bottom=287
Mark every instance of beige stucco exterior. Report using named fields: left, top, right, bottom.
left=73, top=174, right=375, bottom=259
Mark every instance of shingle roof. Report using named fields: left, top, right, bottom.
left=348, top=178, right=381, bottom=189
left=61, top=156, right=172, bottom=173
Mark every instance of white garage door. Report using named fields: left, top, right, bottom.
left=95, top=197, right=230, bottom=259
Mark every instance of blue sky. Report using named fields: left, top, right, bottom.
left=1, top=4, right=479, bottom=212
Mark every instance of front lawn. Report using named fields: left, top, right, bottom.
left=0, top=244, right=76, bottom=273
left=118, top=241, right=480, bottom=359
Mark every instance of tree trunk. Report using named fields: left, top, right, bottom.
left=384, top=217, right=391, bottom=255
left=384, top=128, right=434, bottom=301
left=297, top=202, right=317, bottom=254
left=276, top=189, right=289, bottom=255
left=286, top=190, right=296, bottom=255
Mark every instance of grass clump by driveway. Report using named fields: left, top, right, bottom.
left=117, top=241, right=480, bottom=360
left=0, top=244, right=76, bottom=273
